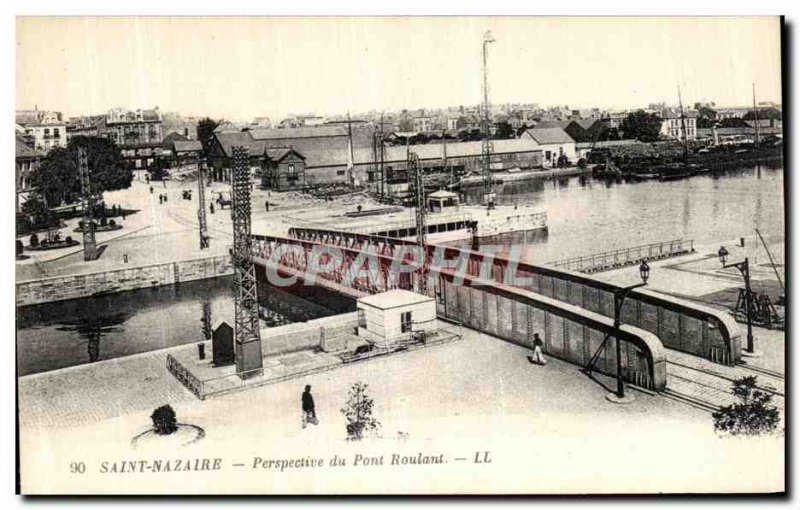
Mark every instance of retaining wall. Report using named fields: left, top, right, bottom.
left=16, top=255, right=233, bottom=307
left=260, top=312, right=358, bottom=356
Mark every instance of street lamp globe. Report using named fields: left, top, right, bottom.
left=718, top=246, right=729, bottom=265
left=639, top=260, right=650, bottom=284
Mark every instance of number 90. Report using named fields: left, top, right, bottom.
left=69, top=462, right=86, bottom=474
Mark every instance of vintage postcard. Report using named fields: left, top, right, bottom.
left=14, top=15, right=785, bottom=495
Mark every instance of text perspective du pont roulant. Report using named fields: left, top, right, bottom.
left=98, top=453, right=448, bottom=474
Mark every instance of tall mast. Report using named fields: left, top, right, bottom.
left=677, top=85, right=689, bottom=161
left=347, top=112, right=354, bottom=186
left=481, top=31, right=495, bottom=206
left=752, top=83, right=760, bottom=150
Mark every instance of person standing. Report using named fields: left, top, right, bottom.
left=265, top=200, right=270, bottom=212
left=302, top=385, right=316, bottom=428
left=530, top=333, right=547, bottom=365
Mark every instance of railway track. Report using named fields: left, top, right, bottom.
left=662, top=359, right=785, bottom=413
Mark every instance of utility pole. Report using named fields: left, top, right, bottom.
left=197, top=157, right=210, bottom=249
left=677, top=85, right=689, bottom=161
left=346, top=112, right=355, bottom=187
left=752, top=83, right=761, bottom=150
left=231, top=145, right=263, bottom=379
left=379, top=112, right=386, bottom=200
left=78, top=146, right=98, bottom=261
left=481, top=30, right=496, bottom=208
left=409, top=151, right=428, bottom=295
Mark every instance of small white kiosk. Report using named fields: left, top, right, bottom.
left=356, top=289, right=437, bottom=348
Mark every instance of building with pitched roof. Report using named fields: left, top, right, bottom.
left=520, top=127, right=577, bottom=166
left=658, top=108, right=698, bottom=141
left=15, top=109, right=67, bottom=153
left=16, top=134, right=43, bottom=212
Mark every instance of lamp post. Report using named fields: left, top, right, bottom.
left=718, top=246, right=759, bottom=356
left=605, top=260, right=650, bottom=404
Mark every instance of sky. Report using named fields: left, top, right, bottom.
left=16, top=16, right=783, bottom=121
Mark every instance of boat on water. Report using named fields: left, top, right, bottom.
left=290, top=189, right=547, bottom=243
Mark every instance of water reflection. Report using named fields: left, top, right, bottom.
left=55, top=311, right=129, bottom=363
left=17, top=276, right=342, bottom=376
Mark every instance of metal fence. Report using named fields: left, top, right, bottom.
left=166, top=354, right=205, bottom=399
left=549, top=239, right=694, bottom=273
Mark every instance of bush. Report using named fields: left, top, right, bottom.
left=65, top=236, right=73, bottom=244
left=577, top=158, right=588, bottom=169
left=712, top=376, right=780, bottom=436
left=16, top=240, right=23, bottom=257
left=151, top=405, right=178, bottom=435
left=100, top=217, right=108, bottom=227
left=109, top=219, right=116, bottom=227
left=340, top=381, right=380, bottom=441
left=29, top=234, right=39, bottom=248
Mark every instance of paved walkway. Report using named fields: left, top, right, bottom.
left=16, top=177, right=379, bottom=281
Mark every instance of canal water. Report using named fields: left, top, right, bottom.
left=17, top=164, right=783, bottom=376
left=16, top=277, right=350, bottom=376
left=459, top=164, right=784, bottom=264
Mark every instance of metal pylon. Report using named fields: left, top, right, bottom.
left=409, top=151, right=428, bottom=295
left=197, top=158, right=210, bottom=249
left=78, top=146, right=97, bottom=261
left=481, top=30, right=495, bottom=205
left=231, top=146, right=263, bottom=378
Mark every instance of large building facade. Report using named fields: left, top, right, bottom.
left=659, top=109, right=698, bottom=141
left=103, top=107, right=164, bottom=169
left=16, top=110, right=67, bottom=153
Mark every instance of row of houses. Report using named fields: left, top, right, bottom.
left=204, top=124, right=596, bottom=191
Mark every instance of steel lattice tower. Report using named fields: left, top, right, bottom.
left=78, top=146, right=97, bottom=261
left=231, top=146, right=263, bottom=378
left=197, top=158, right=210, bottom=249
left=481, top=31, right=496, bottom=205
left=409, top=151, right=428, bottom=295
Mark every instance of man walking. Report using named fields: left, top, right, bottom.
left=302, top=385, right=317, bottom=428
left=528, top=333, right=547, bottom=365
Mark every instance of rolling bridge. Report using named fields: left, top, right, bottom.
left=250, top=226, right=745, bottom=395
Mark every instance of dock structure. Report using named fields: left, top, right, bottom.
left=283, top=203, right=546, bottom=241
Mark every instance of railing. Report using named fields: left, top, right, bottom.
left=166, top=354, right=205, bottom=399
left=549, top=239, right=694, bottom=273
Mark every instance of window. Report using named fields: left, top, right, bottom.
left=545, top=150, right=552, bottom=161
left=287, top=163, right=296, bottom=176
left=337, top=170, right=346, bottom=176
left=53, top=128, right=60, bottom=138
left=401, top=311, right=412, bottom=333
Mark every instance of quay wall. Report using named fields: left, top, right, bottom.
left=259, top=312, right=358, bottom=356
left=16, top=255, right=233, bottom=307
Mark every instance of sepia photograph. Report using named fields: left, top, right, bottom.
left=12, top=12, right=787, bottom=495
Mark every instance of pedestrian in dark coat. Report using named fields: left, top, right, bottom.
left=302, top=385, right=316, bottom=428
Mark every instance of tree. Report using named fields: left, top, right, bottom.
left=151, top=405, right=178, bottom=435
left=19, top=193, right=56, bottom=232
left=340, top=381, right=381, bottom=441
left=712, top=376, right=780, bottom=436
left=719, top=117, right=749, bottom=128
left=494, top=121, right=515, bottom=139
left=597, top=127, right=621, bottom=142
left=196, top=117, right=220, bottom=157
left=620, top=110, right=663, bottom=143
left=696, top=106, right=718, bottom=129
left=744, top=107, right=782, bottom=121
left=31, top=136, right=131, bottom=208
